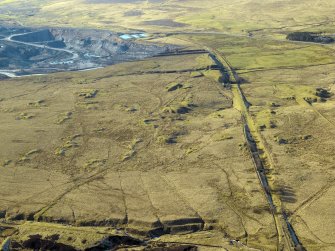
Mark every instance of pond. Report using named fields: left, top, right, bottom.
left=119, top=33, right=148, bottom=40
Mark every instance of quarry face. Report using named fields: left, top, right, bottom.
left=0, top=26, right=171, bottom=77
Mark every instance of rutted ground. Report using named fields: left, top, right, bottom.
left=0, top=0, right=335, bottom=250
left=0, top=53, right=277, bottom=250
left=179, top=33, right=335, bottom=251
left=234, top=46, right=335, bottom=251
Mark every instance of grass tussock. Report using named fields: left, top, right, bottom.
left=78, top=89, right=98, bottom=99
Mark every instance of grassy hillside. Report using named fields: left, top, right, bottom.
left=1, top=0, right=335, bottom=36
left=0, top=53, right=279, bottom=250
left=1, top=1, right=335, bottom=250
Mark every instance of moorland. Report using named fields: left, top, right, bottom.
left=0, top=0, right=335, bottom=250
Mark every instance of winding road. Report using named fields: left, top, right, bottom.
left=0, top=70, right=17, bottom=78
left=1, top=31, right=78, bottom=59
left=0, top=30, right=79, bottom=77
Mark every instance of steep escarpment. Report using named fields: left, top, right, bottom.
left=50, top=28, right=173, bottom=61
left=12, top=29, right=55, bottom=43
left=0, top=27, right=176, bottom=76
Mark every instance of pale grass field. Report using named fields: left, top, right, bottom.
left=1, top=0, right=335, bottom=250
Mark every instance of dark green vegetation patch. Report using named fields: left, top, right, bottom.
left=286, top=32, right=334, bottom=44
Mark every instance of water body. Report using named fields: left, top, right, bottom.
left=119, top=33, right=148, bottom=40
